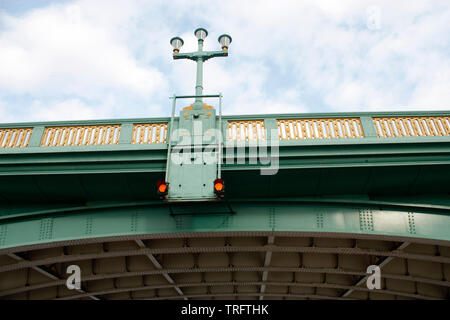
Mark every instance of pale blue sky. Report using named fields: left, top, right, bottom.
left=0, top=0, right=449, bottom=123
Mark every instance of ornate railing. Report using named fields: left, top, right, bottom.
left=132, top=123, right=168, bottom=144
left=0, top=128, right=33, bottom=148
left=1, top=113, right=449, bottom=151
left=373, top=116, right=450, bottom=138
left=277, top=118, right=364, bottom=140
left=227, top=120, right=266, bottom=141
left=41, top=125, right=121, bottom=147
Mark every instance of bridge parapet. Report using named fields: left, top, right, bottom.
left=1, top=111, right=449, bottom=152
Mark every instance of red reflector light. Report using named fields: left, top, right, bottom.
left=157, top=180, right=168, bottom=197
left=158, top=183, right=167, bottom=193
left=214, top=182, right=223, bottom=191
left=213, top=178, right=225, bottom=197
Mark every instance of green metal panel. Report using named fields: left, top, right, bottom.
left=1, top=202, right=449, bottom=251
left=168, top=158, right=216, bottom=200
left=167, top=104, right=218, bottom=200
left=1, top=194, right=450, bottom=223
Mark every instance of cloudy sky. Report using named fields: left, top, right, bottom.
left=0, top=0, right=449, bottom=123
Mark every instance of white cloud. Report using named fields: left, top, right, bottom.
left=30, top=98, right=100, bottom=121
left=0, top=99, right=11, bottom=123
left=198, top=0, right=450, bottom=112
left=0, top=0, right=449, bottom=123
left=0, top=0, right=167, bottom=98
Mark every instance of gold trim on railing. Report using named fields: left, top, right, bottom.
left=41, top=125, right=121, bottom=147
left=277, top=118, right=364, bottom=140
left=373, top=116, right=450, bottom=138
left=228, top=120, right=266, bottom=141
left=132, top=123, right=168, bottom=144
left=0, top=128, right=33, bottom=148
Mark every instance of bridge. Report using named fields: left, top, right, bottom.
left=0, top=109, right=449, bottom=300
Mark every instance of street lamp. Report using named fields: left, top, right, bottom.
left=170, top=37, right=184, bottom=54
left=170, top=27, right=232, bottom=110
left=218, top=34, right=232, bottom=51
left=194, top=27, right=208, bottom=40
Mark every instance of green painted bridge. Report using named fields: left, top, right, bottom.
left=0, top=109, right=449, bottom=300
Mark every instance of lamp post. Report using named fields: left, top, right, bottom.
left=170, top=28, right=232, bottom=110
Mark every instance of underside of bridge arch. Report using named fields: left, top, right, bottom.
left=1, top=202, right=450, bottom=301
left=0, top=232, right=449, bottom=300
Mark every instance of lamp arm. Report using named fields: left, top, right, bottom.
left=172, top=52, right=197, bottom=61
left=202, top=50, right=229, bottom=61
left=173, top=50, right=228, bottom=61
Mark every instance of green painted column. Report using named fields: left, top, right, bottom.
left=360, top=116, right=378, bottom=138
left=194, top=39, right=204, bottom=110
left=118, top=123, right=133, bottom=144
left=28, top=126, right=45, bottom=147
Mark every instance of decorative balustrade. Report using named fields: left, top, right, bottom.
left=1, top=113, right=449, bottom=151
left=132, top=123, right=168, bottom=144
left=277, top=118, right=364, bottom=140
left=227, top=120, right=266, bottom=141
left=373, top=116, right=450, bottom=138
left=0, top=128, right=33, bottom=148
left=41, top=125, right=121, bottom=147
